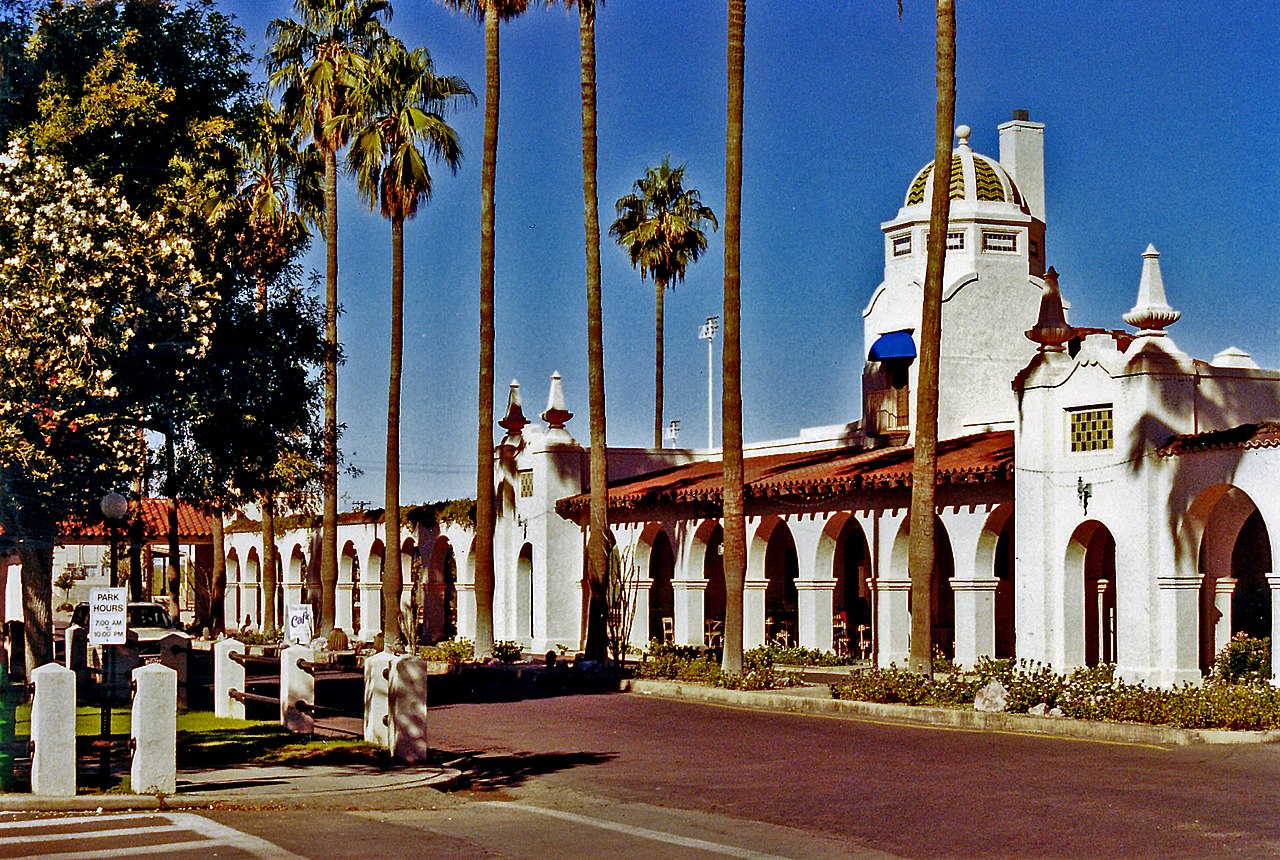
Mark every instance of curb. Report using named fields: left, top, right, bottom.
left=623, top=679, right=1280, bottom=746
left=0, top=767, right=464, bottom=813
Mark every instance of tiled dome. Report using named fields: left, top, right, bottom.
left=904, top=125, right=1026, bottom=210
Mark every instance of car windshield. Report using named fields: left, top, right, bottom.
left=128, top=606, right=171, bottom=629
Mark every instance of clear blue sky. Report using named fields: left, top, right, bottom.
left=221, top=0, right=1278, bottom=506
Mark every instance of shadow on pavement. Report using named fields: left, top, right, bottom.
left=438, top=749, right=615, bottom=792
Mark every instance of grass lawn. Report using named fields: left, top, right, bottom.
left=13, top=705, right=387, bottom=770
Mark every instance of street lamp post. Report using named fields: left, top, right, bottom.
left=98, top=491, right=127, bottom=788
left=699, top=315, right=719, bottom=450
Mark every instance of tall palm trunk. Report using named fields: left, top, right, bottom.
left=907, top=0, right=956, bottom=676
left=383, top=216, right=405, bottom=645
left=721, top=0, right=747, bottom=675
left=262, top=491, right=277, bottom=630
left=473, top=6, right=501, bottom=657
left=654, top=280, right=664, bottom=448
left=579, top=0, right=609, bottom=662
left=319, top=146, right=340, bottom=636
left=210, top=511, right=226, bottom=635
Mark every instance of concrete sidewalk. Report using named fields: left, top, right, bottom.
left=624, top=678, right=1280, bottom=746
left=0, top=762, right=462, bottom=812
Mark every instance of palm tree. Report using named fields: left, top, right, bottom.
left=437, top=0, right=531, bottom=658
left=236, top=102, right=321, bottom=632
left=267, top=0, right=391, bottom=637
left=558, top=0, right=609, bottom=661
left=907, top=0, right=957, bottom=676
left=338, top=38, right=472, bottom=645
left=610, top=157, right=718, bottom=449
left=721, top=0, right=746, bottom=675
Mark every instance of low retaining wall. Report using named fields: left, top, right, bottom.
left=623, top=679, right=1280, bottom=746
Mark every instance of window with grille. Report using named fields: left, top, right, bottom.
left=983, top=230, right=1018, bottom=253
left=1069, top=406, right=1113, bottom=452
left=891, top=232, right=912, bottom=257
left=946, top=230, right=965, bottom=250
left=519, top=469, right=534, bottom=498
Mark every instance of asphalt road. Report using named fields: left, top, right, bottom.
left=6, top=692, right=1280, bottom=858
left=416, top=692, right=1280, bottom=858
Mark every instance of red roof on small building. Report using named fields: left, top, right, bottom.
left=61, top=498, right=214, bottom=542
left=556, top=430, right=1014, bottom=517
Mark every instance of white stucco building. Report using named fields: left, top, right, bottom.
left=215, top=111, right=1280, bottom=688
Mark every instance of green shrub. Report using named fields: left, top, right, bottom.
left=755, top=644, right=858, bottom=667
left=636, top=642, right=801, bottom=690
left=491, top=640, right=523, bottom=664
left=417, top=638, right=475, bottom=664
left=237, top=627, right=284, bottom=647
left=1212, top=634, right=1271, bottom=685
left=830, top=666, right=933, bottom=705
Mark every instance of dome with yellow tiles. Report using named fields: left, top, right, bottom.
left=903, top=125, right=1027, bottom=210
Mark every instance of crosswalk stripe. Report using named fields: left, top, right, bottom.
left=0, top=823, right=189, bottom=845
left=0, top=812, right=307, bottom=860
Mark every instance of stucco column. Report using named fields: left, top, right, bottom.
left=671, top=579, right=706, bottom=646
left=1212, top=577, right=1236, bottom=658
left=744, top=579, right=768, bottom=649
left=283, top=583, right=304, bottom=612
left=335, top=584, right=353, bottom=634
left=453, top=582, right=475, bottom=642
left=240, top=584, right=259, bottom=628
left=1157, top=575, right=1204, bottom=686
left=1268, top=575, right=1280, bottom=685
left=355, top=583, right=378, bottom=637
left=875, top=578, right=911, bottom=667
left=950, top=578, right=998, bottom=669
left=628, top=578, right=653, bottom=653
left=794, top=579, right=835, bottom=651
left=1096, top=578, right=1112, bottom=664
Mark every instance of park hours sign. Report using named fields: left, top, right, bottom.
left=88, top=587, right=128, bottom=645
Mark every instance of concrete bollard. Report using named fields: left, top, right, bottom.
left=156, top=633, right=189, bottom=709
left=30, top=663, right=76, bottom=797
left=64, top=625, right=88, bottom=694
left=280, top=644, right=314, bottom=733
left=130, top=664, right=176, bottom=795
left=388, top=655, right=430, bottom=763
left=214, top=638, right=245, bottom=719
left=363, top=651, right=394, bottom=747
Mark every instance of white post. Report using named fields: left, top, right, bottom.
left=388, top=655, right=430, bottom=763
left=280, top=644, right=314, bottom=733
left=214, top=638, right=245, bottom=720
left=30, top=663, right=76, bottom=797
left=364, top=650, right=394, bottom=747
left=130, top=663, right=177, bottom=795
left=157, top=632, right=189, bottom=709
left=1096, top=578, right=1111, bottom=663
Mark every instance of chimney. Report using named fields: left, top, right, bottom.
left=998, top=109, right=1045, bottom=223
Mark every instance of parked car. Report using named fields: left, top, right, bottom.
left=70, top=601, right=189, bottom=656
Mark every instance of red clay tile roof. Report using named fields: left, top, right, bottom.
left=61, top=498, right=214, bottom=542
left=556, top=430, right=1014, bottom=517
left=1157, top=423, right=1280, bottom=457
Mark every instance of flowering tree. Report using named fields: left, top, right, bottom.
left=0, top=140, right=216, bottom=669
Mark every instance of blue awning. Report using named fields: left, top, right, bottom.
left=868, top=330, right=917, bottom=362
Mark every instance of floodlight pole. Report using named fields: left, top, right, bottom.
left=699, top=316, right=720, bottom=450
